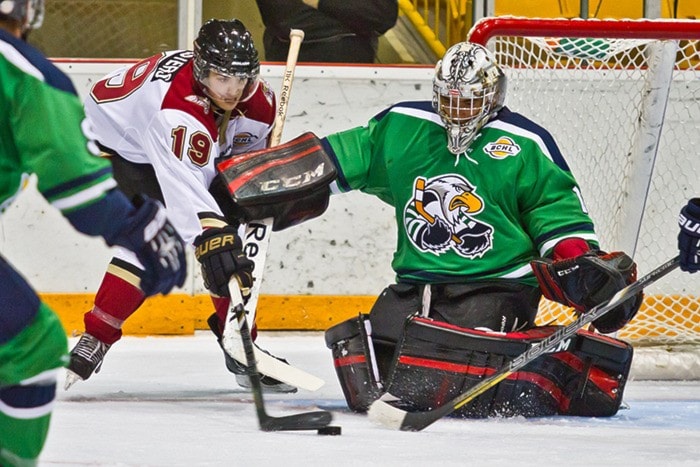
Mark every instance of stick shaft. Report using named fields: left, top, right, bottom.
left=244, top=28, right=304, bottom=323
left=270, top=29, right=304, bottom=146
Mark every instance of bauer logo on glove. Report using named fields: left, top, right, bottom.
left=193, top=225, right=255, bottom=299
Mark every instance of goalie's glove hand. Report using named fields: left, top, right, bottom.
left=531, top=251, right=643, bottom=333
left=111, top=195, right=187, bottom=296
left=194, top=225, right=254, bottom=299
left=678, top=198, right=700, bottom=273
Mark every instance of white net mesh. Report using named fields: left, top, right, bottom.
left=469, top=18, right=700, bottom=357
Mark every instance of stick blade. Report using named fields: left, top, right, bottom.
left=260, top=410, right=332, bottom=432
left=221, top=330, right=325, bottom=391
left=367, top=398, right=409, bottom=430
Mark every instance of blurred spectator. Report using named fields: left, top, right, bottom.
left=256, top=0, right=398, bottom=63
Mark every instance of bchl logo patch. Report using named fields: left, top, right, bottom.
left=483, top=137, right=521, bottom=159
left=232, top=132, right=257, bottom=146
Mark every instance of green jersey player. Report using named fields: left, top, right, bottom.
left=321, top=42, right=643, bottom=417
left=0, top=1, right=186, bottom=464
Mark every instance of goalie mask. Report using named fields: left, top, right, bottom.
left=0, top=0, right=44, bottom=33
left=433, top=42, right=507, bottom=155
left=193, top=18, right=260, bottom=110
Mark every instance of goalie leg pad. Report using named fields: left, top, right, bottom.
left=324, top=314, right=383, bottom=412
left=383, top=316, right=632, bottom=418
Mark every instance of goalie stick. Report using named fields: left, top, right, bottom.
left=219, top=29, right=324, bottom=392
left=368, top=255, right=681, bottom=431
left=227, top=279, right=333, bottom=431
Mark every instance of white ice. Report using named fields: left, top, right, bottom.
left=42, top=333, right=700, bottom=466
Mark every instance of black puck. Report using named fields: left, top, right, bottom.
left=317, top=425, right=342, bottom=436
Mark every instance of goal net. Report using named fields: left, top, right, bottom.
left=468, top=17, right=700, bottom=379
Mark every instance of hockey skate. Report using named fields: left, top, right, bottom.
left=207, top=313, right=297, bottom=393
left=64, top=333, right=111, bottom=390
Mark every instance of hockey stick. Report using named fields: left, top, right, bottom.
left=413, top=177, right=462, bottom=245
left=243, top=28, right=305, bottom=323
left=368, top=255, right=680, bottom=431
left=220, top=29, right=323, bottom=392
left=228, top=279, right=332, bottom=431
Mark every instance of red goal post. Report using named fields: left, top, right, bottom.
left=468, top=17, right=700, bottom=379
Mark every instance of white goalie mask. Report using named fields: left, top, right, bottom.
left=433, top=42, right=507, bottom=155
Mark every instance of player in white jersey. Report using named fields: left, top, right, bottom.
left=66, top=19, right=296, bottom=392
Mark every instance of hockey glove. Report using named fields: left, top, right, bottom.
left=193, top=225, right=254, bottom=299
left=531, top=251, right=643, bottom=333
left=678, top=198, right=700, bottom=273
left=111, top=195, right=187, bottom=296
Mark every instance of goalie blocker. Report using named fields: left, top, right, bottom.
left=326, top=314, right=633, bottom=418
left=212, top=132, right=337, bottom=231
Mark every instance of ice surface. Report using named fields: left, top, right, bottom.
left=41, top=333, right=700, bottom=466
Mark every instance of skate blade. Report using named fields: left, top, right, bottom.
left=64, top=370, right=84, bottom=390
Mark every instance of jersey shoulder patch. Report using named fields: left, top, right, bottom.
left=487, top=107, right=569, bottom=170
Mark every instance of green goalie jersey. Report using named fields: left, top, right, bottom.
left=323, top=101, right=599, bottom=286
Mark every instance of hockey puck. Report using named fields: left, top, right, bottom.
left=317, top=425, right=342, bottom=436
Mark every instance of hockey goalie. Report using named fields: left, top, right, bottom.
left=320, top=42, right=644, bottom=419
left=218, top=42, right=644, bottom=419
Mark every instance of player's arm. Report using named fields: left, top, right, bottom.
left=518, top=146, right=641, bottom=333
left=15, top=77, right=186, bottom=296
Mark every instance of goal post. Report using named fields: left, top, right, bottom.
left=468, top=17, right=700, bottom=379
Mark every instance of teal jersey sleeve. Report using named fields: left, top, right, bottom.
left=1, top=34, right=115, bottom=214
left=325, top=117, right=395, bottom=205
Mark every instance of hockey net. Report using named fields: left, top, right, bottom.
left=469, top=17, right=700, bottom=379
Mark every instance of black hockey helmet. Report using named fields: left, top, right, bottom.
left=193, top=19, right=260, bottom=85
left=0, top=0, right=44, bottom=32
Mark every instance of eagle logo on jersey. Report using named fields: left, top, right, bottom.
left=404, top=175, right=493, bottom=258
left=484, top=137, right=521, bottom=159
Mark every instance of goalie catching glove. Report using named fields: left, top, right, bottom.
left=194, top=225, right=254, bottom=299
left=531, top=251, right=643, bottom=333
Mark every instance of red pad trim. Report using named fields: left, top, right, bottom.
left=224, top=143, right=322, bottom=194
left=334, top=355, right=367, bottom=368
left=398, top=355, right=565, bottom=405
left=217, top=132, right=316, bottom=171
left=551, top=352, right=620, bottom=399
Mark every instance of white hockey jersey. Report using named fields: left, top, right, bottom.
left=84, top=50, right=275, bottom=244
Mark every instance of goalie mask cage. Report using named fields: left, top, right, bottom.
left=468, top=17, right=700, bottom=380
